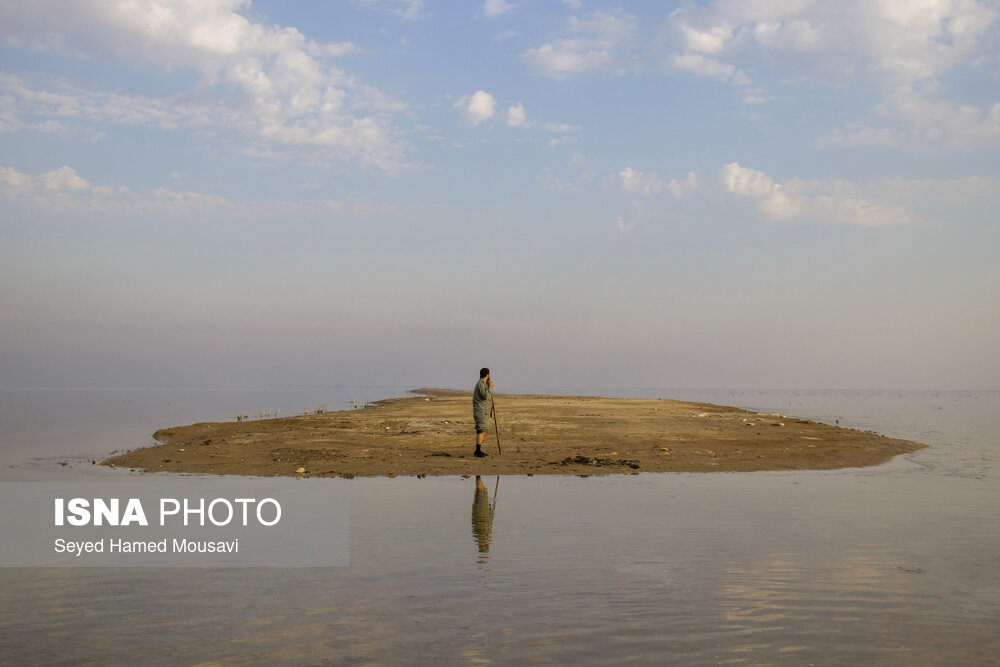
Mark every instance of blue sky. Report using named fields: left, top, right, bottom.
left=1, top=0, right=998, bottom=390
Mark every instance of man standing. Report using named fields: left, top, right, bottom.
left=472, top=367, right=494, bottom=457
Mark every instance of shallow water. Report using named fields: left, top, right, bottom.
left=1, top=387, right=998, bottom=664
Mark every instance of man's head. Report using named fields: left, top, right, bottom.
left=480, top=367, right=490, bottom=379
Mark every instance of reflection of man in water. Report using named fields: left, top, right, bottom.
left=471, top=475, right=494, bottom=554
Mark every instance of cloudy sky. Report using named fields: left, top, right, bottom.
left=1, top=0, right=998, bottom=390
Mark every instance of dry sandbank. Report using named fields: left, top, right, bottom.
left=103, top=389, right=925, bottom=477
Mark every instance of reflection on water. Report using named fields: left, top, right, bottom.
left=1, top=389, right=998, bottom=664
left=719, top=545, right=950, bottom=664
left=471, top=476, right=497, bottom=559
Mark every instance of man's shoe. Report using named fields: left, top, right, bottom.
left=474, top=448, right=488, bottom=457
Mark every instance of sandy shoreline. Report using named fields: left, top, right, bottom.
left=102, top=389, right=926, bottom=477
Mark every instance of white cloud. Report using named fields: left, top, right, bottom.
left=741, top=88, right=775, bottom=105
left=809, top=194, right=915, bottom=227
left=750, top=20, right=821, bottom=52
left=39, top=166, right=89, bottom=191
left=780, top=175, right=1000, bottom=227
left=546, top=136, right=576, bottom=149
left=720, top=162, right=805, bottom=220
left=0, top=162, right=400, bottom=217
left=484, top=0, right=514, bottom=18
left=523, top=11, right=639, bottom=78
left=619, top=167, right=700, bottom=197
left=667, top=171, right=700, bottom=198
left=819, top=84, right=1000, bottom=152
left=680, top=23, right=734, bottom=54
left=669, top=54, right=750, bottom=84
left=506, top=103, right=528, bottom=127
left=454, top=95, right=571, bottom=133
left=569, top=11, right=639, bottom=46
left=616, top=215, right=635, bottom=232
left=0, top=162, right=232, bottom=213
left=620, top=167, right=662, bottom=194
left=84, top=128, right=107, bottom=143
left=719, top=162, right=915, bottom=226
left=536, top=167, right=582, bottom=191
left=865, top=0, right=996, bottom=80
left=350, top=0, right=424, bottom=21
left=0, top=165, right=33, bottom=194
left=524, top=42, right=612, bottom=78
left=454, top=90, right=497, bottom=126
left=306, top=41, right=361, bottom=58
left=628, top=197, right=676, bottom=223
left=666, top=0, right=998, bottom=87
left=0, top=2, right=407, bottom=171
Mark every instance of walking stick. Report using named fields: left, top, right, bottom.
left=490, top=390, right=502, bottom=455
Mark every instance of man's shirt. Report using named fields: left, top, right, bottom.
left=473, top=379, right=491, bottom=419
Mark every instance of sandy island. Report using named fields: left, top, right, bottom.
left=103, top=389, right=926, bottom=477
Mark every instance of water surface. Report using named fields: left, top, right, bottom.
left=1, top=388, right=997, bottom=664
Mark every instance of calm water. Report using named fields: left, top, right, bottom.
left=1, top=387, right=998, bottom=665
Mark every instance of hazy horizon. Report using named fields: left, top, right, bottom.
left=2, top=1, right=998, bottom=392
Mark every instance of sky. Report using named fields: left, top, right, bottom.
left=1, top=0, right=998, bottom=391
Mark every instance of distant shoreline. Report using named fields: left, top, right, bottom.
left=103, top=388, right=926, bottom=477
